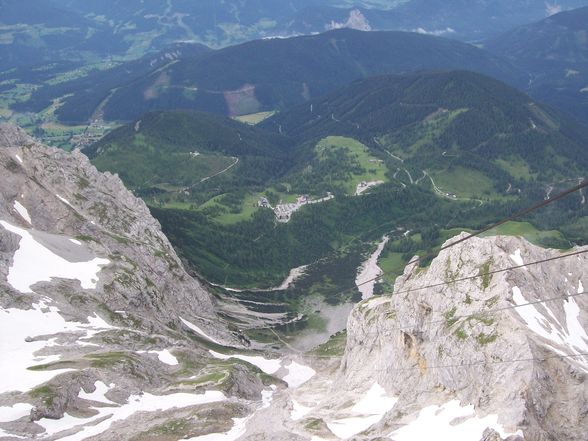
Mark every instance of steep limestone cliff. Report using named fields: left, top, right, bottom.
left=0, top=124, right=222, bottom=330
left=338, top=233, right=588, bottom=440
left=256, top=234, right=588, bottom=441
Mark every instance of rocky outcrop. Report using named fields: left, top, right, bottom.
left=339, top=233, right=588, bottom=440
left=0, top=123, right=225, bottom=336
left=0, top=124, right=256, bottom=439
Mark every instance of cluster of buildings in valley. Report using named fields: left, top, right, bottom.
left=259, top=193, right=334, bottom=222
left=72, top=120, right=111, bottom=149
left=355, top=180, right=384, bottom=196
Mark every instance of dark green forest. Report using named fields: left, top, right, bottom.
left=85, top=71, right=588, bottom=290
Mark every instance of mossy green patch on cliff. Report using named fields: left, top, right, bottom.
left=136, top=418, right=192, bottom=437
left=27, top=360, right=78, bottom=371
left=444, top=307, right=458, bottom=327
left=455, top=327, right=468, bottom=340
left=467, top=314, right=496, bottom=326
left=476, top=332, right=498, bottom=345
left=85, top=351, right=137, bottom=368
left=478, top=257, right=494, bottom=290
left=30, top=385, right=57, bottom=406
left=484, top=295, right=500, bottom=308
left=310, top=330, right=347, bottom=357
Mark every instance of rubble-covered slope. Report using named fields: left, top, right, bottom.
left=0, top=124, right=280, bottom=440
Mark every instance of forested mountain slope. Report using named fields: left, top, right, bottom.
left=486, top=6, right=588, bottom=123
left=264, top=70, right=588, bottom=191
left=86, top=71, right=588, bottom=289
left=22, top=29, right=523, bottom=124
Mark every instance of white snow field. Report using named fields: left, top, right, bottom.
left=180, top=316, right=225, bottom=345
left=37, top=391, right=226, bottom=441
left=209, top=351, right=315, bottom=388
left=209, top=350, right=282, bottom=374
left=388, top=400, right=520, bottom=441
left=0, top=220, right=109, bottom=293
left=512, top=286, right=588, bottom=367
left=0, top=302, right=116, bottom=394
left=13, top=201, right=31, bottom=224
left=327, top=383, right=397, bottom=439
left=282, top=361, right=316, bottom=388
left=78, top=381, right=116, bottom=404
left=290, top=399, right=313, bottom=421
left=0, top=403, right=34, bottom=422
left=55, top=194, right=73, bottom=207
left=509, top=249, right=526, bottom=268
left=137, top=349, right=179, bottom=366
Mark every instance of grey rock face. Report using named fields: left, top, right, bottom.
left=0, top=124, right=249, bottom=439
left=0, top=123, right=230, bottom=340
left=224, top=364, right=265, bottom=401
left=339, top=233, right=588, bottom=440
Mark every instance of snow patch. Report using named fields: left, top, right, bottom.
left=154, top=349, right=179, bottom=366
left=545, top=2, right=562, bottom=16
left=56, top=194, right=73, bottom=207
left=579, top=280, right=584, bottom=294
left=0, top=403, right=34, bottom=422
left=78, top=381, right=115, bottom=404
left=291, top=400, right=313, bottom=421
left=563, top=298, right=588, bottom=353
left=327, top=383, right=397, bottom=439
left=0, top=303, right=115, bottom=394
left=14, top=154, right=23, bottom=164
left=261, top=385, right=277, bottom=409
left=414, top=27, right=456, bottom=36
left=13, top=201, right=31, bottom=224
left=180, top=317, right=224, bottom=345
left=509, top=249, right=526, bottom=267
left=0, top=221, right=109, bottom=293
left=38, top=391, right=226, bottom=440
left=283, top=360, right=315, bottom=388
left=69, top=239, right=82, bottom=245
left=389, top=400, right=520, bottom=441
left=351, top=383, right=397, bottom=414
left=209, top=350, right=281, bottom=375
left=137, top=349, right=179, bottom=366
left=209, top=351, right=314, bottom=387
left=512, top=286, right=588, bottom=365
left=356, top=236, right=389, bottom=299
left=328, top=415, right=384, bottom=439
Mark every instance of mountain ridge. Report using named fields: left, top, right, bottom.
left=263, top=70, right=588, bottom=192
left=485, top=5, right=588, bottom=123
left=20, top=29, right=524, bottom=124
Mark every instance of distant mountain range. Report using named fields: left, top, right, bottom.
left=362, top=0, right=588, bottom=40
left=486, top=5, right=588, bottom=122
left=2, top=0, right=588, bottom=73
left=20, top=29, right=523, bottom=124
left=4, top=1, right=588, bottom=133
